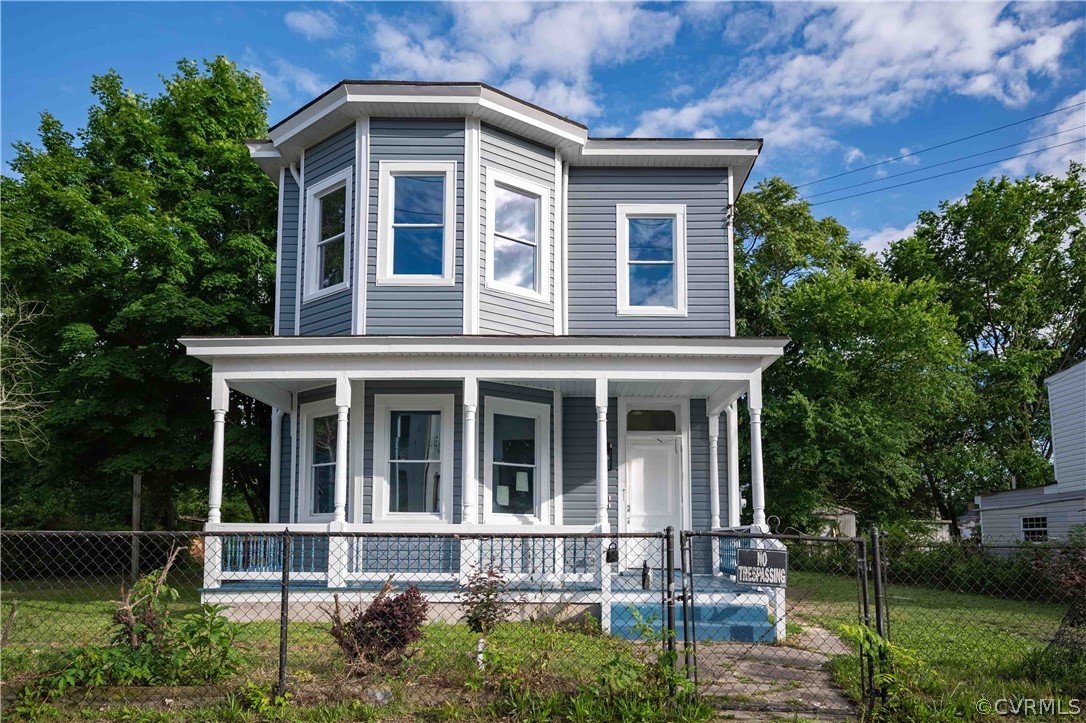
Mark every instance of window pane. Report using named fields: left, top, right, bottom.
left=394, top=175, right=445, bottom=225
left=493, top=413, right=535, bottom=464
left=312, top=464, right=334, bottom=515
left=390, top=411, right=441, bottom=461
left=628, top=217, right=674, bottom=262
left=393, top=227, right=444, bottom=276
left=494, top=185, right=537, bottom=243
left=312, top=415, right=337, bottom=464
left=390, top=461, right=441, bottom=513
left=629, top=263, right=676, bottom=307
left=319, top=236, right=344, bottom=288
left=320, top=187, right=346, bottom=240
left=493, top=465, right=534, bottom=515
left=627, top=409, right=677, bottom=432
left=493, top=235, right=537, bottom=290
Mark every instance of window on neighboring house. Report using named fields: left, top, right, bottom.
left=485, top=397, right=550, bottom=522
left=1022, top=516, right=1048, bottom=542
left=304, top=168, right=352, bottom=300
left=373, top=394, right=455, bottom=522
left=485, top=168, right=550, bottom=300
left=616, top=204, right=687, bottom=316
left=377, top=161, right=457, bottom=286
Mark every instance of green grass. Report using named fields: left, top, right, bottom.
left=787, top=570, right=1082, bottom=718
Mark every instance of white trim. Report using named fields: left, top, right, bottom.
left=293, top=155, right=303, bottom=335
left=553, top=389, right=564, bottom=524
left=274, top=168, right=285, bottom=336
left=372, top=393, right=456, bottom=524
left=348, top=380, right=365, bottom=524
left=464, top=118, right=481, bottom=333
left=269, top=407, right=282, bottom=523
left=298, top=397, right=340, bottom=523
left=727, top=166, right=735, bottom=337
left=482, top=396, right=551, bottom=525
left=561, top=162, right=570, bottom=335
left=353, top=118, right=369, bottom=335
left=288, top=393, right=298, bottom=523
left=483, top=166, right=552, bottom=303
left=616, top=398, right=692, bottom=536
left=303, top=167, right=353, bottom=302
left=616, top=204, right=688, bottom=317
left=553, top=152, right=564, bottom=334
left=376, top=160, right=457, bottom=286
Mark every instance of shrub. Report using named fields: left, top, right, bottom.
left=460, top=565, right=515, bottom=634
left=330, top=580, right=429, bottom=667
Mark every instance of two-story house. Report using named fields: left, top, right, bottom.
left=181, top=81, right=787, bottom=640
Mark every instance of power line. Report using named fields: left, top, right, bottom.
left=802, top=124, right=1086, bottom=200
left=796, top=100, right=1086, bottom=189
left=809, top=138, right=1086, bottom=207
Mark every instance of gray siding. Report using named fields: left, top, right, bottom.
left=477, top=382, right=555, bottom=522
left=277, top=414, right=292, bottom=521
left=299, top=124, right=356, bottom=336
left=562, top=397, right=618, bottom=528
left=1048, top=361, right=1086, bottom=493
left=980, top=485, right=1086, bottom=542
left=367, top=119, right=465, bottom=334
left=278, top=175, right=300, bottom=335
left=479, top=125, right=555, bottom=335
left=363, top=381, right=463, bottom=523
left=566, top=167, right=731, bottom=335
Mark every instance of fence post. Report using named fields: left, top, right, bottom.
left=665, top=526, right=677, bottom=685
left=869, top=526, right=886, bottom=639
left=278, top=530, right=291, bottom=698
left=855, top=538, right=874, bottom=707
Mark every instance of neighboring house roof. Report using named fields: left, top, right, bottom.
left=977, top=483, right=1084, bottom=511
left=247, top=80, right=763, bottom=196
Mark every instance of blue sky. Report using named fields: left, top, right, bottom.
left=3, top=1, right=1084, bottom=253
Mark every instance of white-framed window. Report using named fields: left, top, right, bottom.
left=483, top=396, right=550, bottom=524
left=1021, top=516, right=1048, bottom=542
left=303, top=168, right=352, bottom=301
left=372, top=394, right=455, bottom=523
left=484, top=167, right=550, bottom=301
left=298, top=398, right=340, bottom=522
left=616, top=204, right=687, bottom=316
left=376, top=160, right=457, bottom=286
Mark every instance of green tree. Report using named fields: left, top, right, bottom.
left=1, top=57, right=277, bottom=528
left=885, top=162, right=1086, bottom=521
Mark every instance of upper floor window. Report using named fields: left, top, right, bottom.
left=304, top=168, right=353, bottom=301
left=616, top=204, right=687, bottom=316
left=485, top=168, right=550, bottom=301
left=377, top=161, right=457, bottom=286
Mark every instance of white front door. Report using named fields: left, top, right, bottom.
left=624, top=434, right=683, bottom=567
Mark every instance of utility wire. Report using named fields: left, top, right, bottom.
left=802, top=124, right=1086, bottom=200
left=809, top=138, right=1086, bottom=207
left=796, top=100, right=1086, bottom=189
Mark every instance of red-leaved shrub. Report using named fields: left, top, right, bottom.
left=331, top=581, right=429, bottom=667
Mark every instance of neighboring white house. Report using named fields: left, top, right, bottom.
left=977, top=359, right=1086, bottom=543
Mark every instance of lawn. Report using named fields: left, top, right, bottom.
left=787, top=570, right=1082, bottom=718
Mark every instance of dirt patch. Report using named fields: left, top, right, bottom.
left=695, top=624, right=856, bottom=718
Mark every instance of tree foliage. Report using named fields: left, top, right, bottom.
left=1, top=57, right=277, bottom=528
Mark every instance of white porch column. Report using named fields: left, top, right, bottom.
left=726, top=403, right=741, bottom=527
left=708, top=414, right=721, bottom=530
left=462, top=376, right=479, bottom=525
left=333, top=376, right=351, bottom=524
left=595, top=377, right=609, bottom=532
left=207, top=376, right=229, bottom=525
left=748, top=371, right=767, bottom=531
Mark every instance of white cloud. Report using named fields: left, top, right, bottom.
left=844, top=147, right=865, bottom=166
left=856, top=221, right=918, bottom=256
left=367, top=2, right=682, bottom=119
left=243, top=50, right=328, bottom=102
left=995, top=90, right=1086, bottom=177
left=633, top=3, right=1084, bottom=153
left=285, top=9, right=339, bottom=41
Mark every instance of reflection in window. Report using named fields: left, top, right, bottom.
left=389, top=410, right=442, bottom=513
left=492, top=413, right=536, bottom=515
left=627, top=409, right=677, bottom=432
left=310, top=415, right=337, bottom=515
left=627, top=217, right=675, bottom=307
left=392, top=175, right=445, bottom=276
left=316, top=187, right=346, bottom=289
left=492, top=185, right=539, bottom=291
